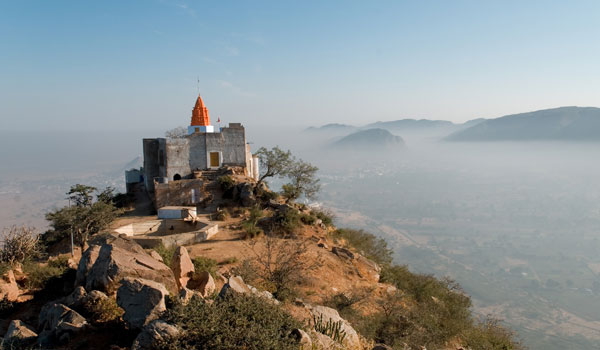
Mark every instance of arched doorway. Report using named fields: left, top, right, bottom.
left=173, top=174, right=182, bottom=181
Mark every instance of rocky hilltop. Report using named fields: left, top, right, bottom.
left=0, top=169, right=523, bottom=350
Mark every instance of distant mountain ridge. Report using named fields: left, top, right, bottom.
left=446, top=106, right=600, bottom=141
left=365, top=119, right=455, bottom=131
left=332, top=128, right=405, bottom=150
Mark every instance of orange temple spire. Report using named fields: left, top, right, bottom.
left=191, top=94, right=211, bottom=126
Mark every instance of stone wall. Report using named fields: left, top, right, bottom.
left=154, top=179, right=206, bottom=208
left=143, top=139, right=160, bottom=193
left=165, top=138, right=191, bottom=181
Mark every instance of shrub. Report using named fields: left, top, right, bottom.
left=271, top=208, right=301, bottom=234
left=84, top=296, right=124, bottom=323
left=332, top=228, right=392, bottom=266
left=369, top=265, right=473, bottom=347
left=158, top=294, right=301, bottom=350
left=0, top=262, right=9, bottom=276
left=313, top=210, right=334, bottom=226
left=217, top=175, right=236, bottom=191
left=0, top=226, right=44, bottom=265
left=155, top=243, right=177, bottom=267
left=23, top=256, right=70, bottom=290
left=192, top=256, right=218, bottom=279
left=242, top=206, right=264, bottom=238
left=246, top=235, right=321, bottom=301
left=242, top=222, right=262, bottom=238
left=300, top=213, right=316, bottom=225
left=259, top=189, right=279, bottom=202
left=463, top=318, right=526, bottom=350
left=214, top=208, right=229, bottom=221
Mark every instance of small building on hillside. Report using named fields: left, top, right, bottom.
left=140, top=95, right=259, bottom=206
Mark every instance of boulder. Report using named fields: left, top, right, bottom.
left=238, top=183, right=256, bottom=207
left=308, top=305, right=361, bottom=350
left=219, top=275, right=251, bottom=297
left=76, top=234, right=177, bottom=295
left=310, top=329, right=344, bottom=350
left=62, top=286, right=88, bottom=308
left=149, top=250, right=164, bottom=262
left=171, top=246, right=194, bottom=289
left=0, top=269, right=20, bottom=302
left=187, top=271, right=215, bottom=297
left=131, top=320, right=180, bottom=350
left=332, top=246, right=355, bottom=260
left=117, top=278, right=169, bottom=329
left=292, top=329, right=312, bottom=350
left=179, top=287, right=201, bottom=303
left=4, top=320, right=37, bottom=343
left=38, top=303, right=87, bottom=344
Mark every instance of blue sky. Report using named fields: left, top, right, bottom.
left=1, top=0, right=599, bottom=131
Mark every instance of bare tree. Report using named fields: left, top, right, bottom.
left=165, top=126, right=188, bottom=139
left=245, top=233, right=322, bottom=300
left=0, top=226, right=43, bottom=265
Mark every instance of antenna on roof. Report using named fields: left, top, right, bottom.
left=196, top=76, right=200, bottom=95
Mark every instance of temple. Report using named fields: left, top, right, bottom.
left=136, top=95, right=259, bottom=207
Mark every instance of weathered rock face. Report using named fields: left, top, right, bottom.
left=308, top=305, right=361, bottom=350
left=0, top=269, right=20, bottom=302
left=238, top=183, right=256, bottom=207
left=117, top=277, right=169, bottom=329
left=310, top=329, right=344, bottom=350
left=131, top=320, right=180, bottom=350
left=38, top=303, right=88, bottom=345
left=372, top=344, right=393, bottom=350
left=292, top=329, right=312, bottom=350
left=332, top=246, right=355, bottom=260
left=4, top=320, right=37, bottom=343
left=76, top=234, right=177, bottom=295
left=149, top=250, right=164, bottom=262
left=187, top=271, right=215, bottom=297
left=62, top=286, right=88, bottom=308
left=219, top=275, right=251, bottom=297
left=171, top=246, right=194, bottom=289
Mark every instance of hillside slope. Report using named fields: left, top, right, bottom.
left=446, top=106, right=600, bottom=141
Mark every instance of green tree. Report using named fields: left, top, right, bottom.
left=46, top=185, right=121, bottom=249
left=67, top=184, right=96, bottom=207
left=255, top=146, right=294, bottom=187
left=280, top=160, right=320, bottom=203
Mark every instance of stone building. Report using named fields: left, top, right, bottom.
left=142, top=95, right=259, bottom=199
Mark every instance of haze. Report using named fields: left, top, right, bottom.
left=2, top=2, right=600, bottom=350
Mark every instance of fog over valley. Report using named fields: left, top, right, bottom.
left=3, top=108, right=600, bottom=349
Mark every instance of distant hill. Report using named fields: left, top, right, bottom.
left=305, top=123, right=357, bottom=132
left=332, top=128, right=405, bottom=150
left=365, top=119, right=455, bottom=131
left=446, top=107, right=600, bottom=141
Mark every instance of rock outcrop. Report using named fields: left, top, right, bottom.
left=332, top=246, right=355, bottom=260
left=76, top=234, right=177, bottom=295
left=117, top=277, right=169, bottom=329
left=187, top=271, right=215, bottom=297
left=219, top=275, right=251, bottom=297
left=38, top=303, right=88, bottom=344
left=292, top=328, right=312, bottom=350
left=131, top=320, right=180, bottom=350
left=4, top=320, right=37, bottom=343
left=171, top=246, right=194, bottom=289
left=308, top=305, right=361, bottom=350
